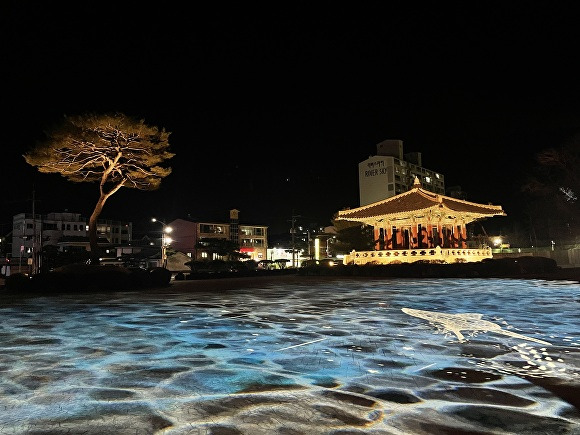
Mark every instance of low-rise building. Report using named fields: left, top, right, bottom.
left=169, top=209, right=268, bottom=262
left=10, top=211, right=132, bottom=270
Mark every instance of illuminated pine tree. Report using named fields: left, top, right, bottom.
left=24, top=113, right=175, bottom=259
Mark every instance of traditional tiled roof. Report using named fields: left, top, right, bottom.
left=337, top=177, right=505, bottom=224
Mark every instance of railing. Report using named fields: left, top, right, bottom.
left=344, top=246, right=493, bottom=265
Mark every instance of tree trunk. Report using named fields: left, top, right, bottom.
left=88, top=195, right=106, bottom=263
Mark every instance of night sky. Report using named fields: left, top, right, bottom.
left=3, top=2, right=580, bottom=237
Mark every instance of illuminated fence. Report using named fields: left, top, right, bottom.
left=344, top=246, right=493, bottom=265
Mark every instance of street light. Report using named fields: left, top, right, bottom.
left=151, top=218, right=173, bottom=268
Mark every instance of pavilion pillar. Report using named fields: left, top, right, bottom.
left=451, top=225, right=458, bottom=248
left=448, top=225, right=454, bottom=248
left=432, top=224, right=437, bottom=247
left=460, top=224, right=467, bottom=248
left=411, top=224, right=418, bottom=249
left=374, top=227, right=380, bottom=250
left=419, top=223, right=428, bottom=248
left=426, top=223, right=433, bottom=248
left=396, top=227, right=403, bottom=248
left=386, top=226, right=393, bottom=249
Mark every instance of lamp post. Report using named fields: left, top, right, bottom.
left=151, top=218, right=173, bottom=268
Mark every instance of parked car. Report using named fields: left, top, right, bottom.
left=319, top=258, right=343, bottom=267
left=300, top=259, right=319, bottom=267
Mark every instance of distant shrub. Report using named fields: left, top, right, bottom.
left=3, top=264, right=176, bottom=296
left=516, top=256, right=558, bottom=273
left=244, top=260, right=258, bottom=270
left=28, top=265, right=133, bottom=292
left=128, top=267, right=153, bottom=288
left=150, top=267, right=171, bottom=286
left=5, top=273, right=33, bottom=292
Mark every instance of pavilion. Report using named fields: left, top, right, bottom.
left=336, top=177, right=506, bottom=265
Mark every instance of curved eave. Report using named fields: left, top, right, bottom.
left=336, top=186, right=506, bottom=225
left=338, top=208, right=505, bottom=226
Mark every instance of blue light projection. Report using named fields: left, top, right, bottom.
left=0, top=278, right=579, bottom=433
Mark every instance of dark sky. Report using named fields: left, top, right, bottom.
left=3, top=2, right=580, bottom=236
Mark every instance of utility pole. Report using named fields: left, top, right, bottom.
left=32, top=186, right=37, bottom=275
left=289, top=211, right=301, bottom=268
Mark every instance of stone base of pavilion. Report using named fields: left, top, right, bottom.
left=344, top=246, right=493, bottom=265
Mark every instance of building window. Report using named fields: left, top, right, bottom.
left=200, top=224, right=225, bottom=234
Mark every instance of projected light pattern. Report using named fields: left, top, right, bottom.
left=401, top=308, right=552, bottom=345
left=0, top=278, right=579, bottom=434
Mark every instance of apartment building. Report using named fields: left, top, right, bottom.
left=11, top=211, right=132, bottom=259
left=169, top=209, right=268, bottom=262
left=358, top=139, right=445, bottom=206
